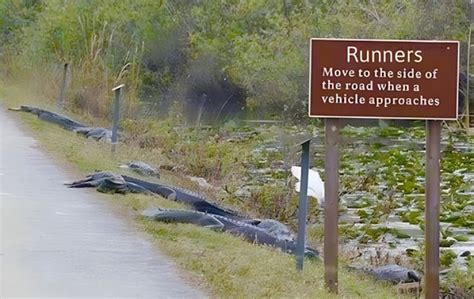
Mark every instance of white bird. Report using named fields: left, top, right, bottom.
left=291, top=166, right=325, bottom=206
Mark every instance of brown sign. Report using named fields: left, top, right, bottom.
left=309, top=39, right=459, bottom=120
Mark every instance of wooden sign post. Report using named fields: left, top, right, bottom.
left=425, top=120, right=441, bottom=298
left=308, top=39, right=459, bottom=295
left=324, top=118, right=340, bottom=293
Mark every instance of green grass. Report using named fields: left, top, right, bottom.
left=0, top=88, right=407, bottom=298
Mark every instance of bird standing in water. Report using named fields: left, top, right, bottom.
left=291, top=166, right=325, bottom=206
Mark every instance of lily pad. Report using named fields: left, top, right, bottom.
left=440, top=238, right=456, bottom=248
left=453, top=235, right=470, bottom=242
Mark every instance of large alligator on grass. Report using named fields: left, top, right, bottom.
left=369, top=265, right=421, bottom=284
left=9, top=105, right=113, bottom=142
left=144, top=208, right=422, bottom=284
left=67, top=171, right=245, bottom=220
left=348, top=264, right=421, bottom=284
left=65, top=171, right=156, bottom=195
left=122, top=175, right=247, bottom=220
left=9, top=105, right=86, bottom=130
left=142, top=208, right=319, bottom=258
left=74, top=126, right=113, bottom=142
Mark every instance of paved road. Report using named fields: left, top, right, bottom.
left=0, top=108, right=207, bottom=298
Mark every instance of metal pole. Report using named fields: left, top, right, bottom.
left=296, top=140, right=310, bottom=271
left=111, top=84, right=124, bottom=153
left=425, top=120, right=441, bottom=299
left=57, top=63, right=69, bottom=110
left=324, top=118, right=340, bottom=293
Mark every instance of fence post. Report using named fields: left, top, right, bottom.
left=296, top=140, right=311, bottom=271
left=111, top=84, right=124, bottom=153
left=57, top=63, right=69, bottom=110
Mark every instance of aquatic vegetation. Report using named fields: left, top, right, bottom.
left=440, top=249, right=457, bottom=267
left=443, top=259, right=474, bottom=298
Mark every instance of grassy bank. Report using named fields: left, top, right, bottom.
left=0, top=87, right=407, bottom=298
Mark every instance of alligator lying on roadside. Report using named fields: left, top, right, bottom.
left=73, top=126, right=112, bottom=142
left=9, top=105, right=86, bottom=130
left=348, top=264, right=421, bottom=284
left=123, top=174, right=247, bottom=220
left=67, top=171, right=245, bottom=220
left=66, top=171, right=155, bottom=195
left=148, top=206, right=423, bottom=284
left=9, top=105, right=113, bottom=142
left=142, top=208, right=319, bottom=258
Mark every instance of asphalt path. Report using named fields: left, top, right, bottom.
left=0, top=108, right=207, bottom=298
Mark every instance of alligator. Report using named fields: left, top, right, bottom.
left=348, top=264, right=421, bottom=284
left=246, top=219, right=295, bottom=242
left=121, top=174, right=245, bottom=220
left=9, top=105, right=86, bottom=130
left=367, top=265, right=421, bottom=284
left=67, top=171, right=244, bottom=219
left=120, top=161, right=160, bottom=178
left=9, top=105, right=113, bottom=142
left=74, top=127, right=113, bottom=142
left=142, top=208, right=319, bottom=259
left=66, top=171, right=156, bottom=195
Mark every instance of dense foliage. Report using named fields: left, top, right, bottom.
left=0, top=0, right=470, bottom=121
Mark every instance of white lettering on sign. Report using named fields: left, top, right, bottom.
left=322, top=67, right=355, bottom=77
left=346, top=46, right=423, bottom=63
left=321, top=93, right=366, bottom=105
